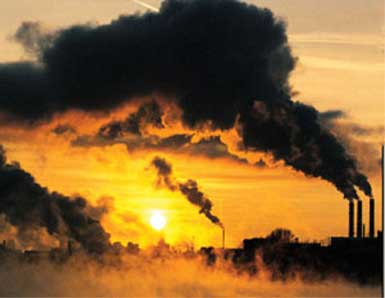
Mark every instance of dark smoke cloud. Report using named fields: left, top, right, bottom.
left=150, top=156, right=222, bottom=227
left=319, top=110, right=346, bottom=122
left=318, top=110, right=383, bottom=175
left=150, top=156, right=176, bottom=191
left=241, top=101, right=372, bottom=199
left=73, top=130, right=248, bottom=164
left=97, top=99, right=163, bottom=139
left=319, top=109, right=383, bottom=138
left=327, top=122, right=384, bottom=138
left=0, top=0, right=372, bottom=199
left=0, top=145, right=110, bottom=253
left=52, top=123, right=77, bottom=135
left=71, top=101, right=248, bottom=164
left=179, top=179, right=222, bottom=226
left=85, top=196, right=114, bottom=222
left=1, top=0, right=292, bottom=123
left=0, top=62, right=51, bottom=122
left=255, top=159, right=267, bottom=168
left=13, top=21, right=55, bottom=56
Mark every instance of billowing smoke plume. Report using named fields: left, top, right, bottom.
left=71, top=101, right=249, bottom=165
left=150, top=157, right=222, bottom=227
left=97, top=99, right=163, bottom=139
left=52, top=123, right=76, bottom=135
left=0, top=0, right=371, bottom=199
left=151, top=156, right=177, bottom=191
left=0, top=145, right=110, bottom=253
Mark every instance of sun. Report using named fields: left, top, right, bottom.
left=150, top=210, right=167, bottom=231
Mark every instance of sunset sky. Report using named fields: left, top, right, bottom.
left=0, top=0, right=383, bottom=249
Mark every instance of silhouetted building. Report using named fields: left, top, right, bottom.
left=369, top=198, right=375, bottom=238
left=357, top=200, right=362, bottom=238
left=349, top=200, right=354, bottom=238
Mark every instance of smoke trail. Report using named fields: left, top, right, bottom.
left=151, top=156, right=177, bottom=191
left=132, top=0, right=160, bottom=12
left=150, top=156, right=223, bottom=227
left=179, top=179, right=222, bottom=227
left=0, top=0, right=372, bottom=199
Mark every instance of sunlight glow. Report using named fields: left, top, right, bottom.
left=150, top=210, right=167, bottom=231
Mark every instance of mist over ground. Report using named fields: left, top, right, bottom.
left=0, top=252, right=380, bottom=297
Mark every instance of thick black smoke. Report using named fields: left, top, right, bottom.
left=0, top=0, right=292, bottom=123
left=179, top=179, right=222, bottom=226
left=0, top=145, right=110, bottom=253
left=150, top=157, right=222, bottom=227
left=97, top=99, right=163, bottom=139
left=241, top=101, right=372, bottom=199
left=0, top=0, right=371, bottom=199
left=71, top=101, right=248, bottom=164
left=151, top=156, right=177, bottom=191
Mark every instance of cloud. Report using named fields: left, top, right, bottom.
left=52, top=123, right=77, bottom=135
left=0, top=145, right=110, bottom=253
left=97, top=99, right=163, bottom=139
left=318, top=110, right=346, bottom=122
left=12, top=21, right=55, bottom=57
left=73, top=130, right=248, bottom=164
left=70, top=101, right=249, bottom=164
left=318, top=110, right=383, bottom=175
left=0, top=0, right=372, bottom=199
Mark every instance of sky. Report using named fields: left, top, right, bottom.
left=0, top=0, right=383, bottom=249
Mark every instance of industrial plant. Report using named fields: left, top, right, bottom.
left=0, top=147, right=383, bottom=286
left=0, top=193, right=382, bottom=285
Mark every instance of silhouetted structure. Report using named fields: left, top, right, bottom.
left=349, top=200, right=354, bottom=238
left=370, top=198, right=375, bottom=238
left=357, top=200, right=362, bottom=238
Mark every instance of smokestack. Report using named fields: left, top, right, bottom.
left=349, top=200, right=354, bottom=238
left=369, top=198, right=375, bottom=238
left=363, top=223, right=366, bottom=238
left=357, top=200, right=362, bottom=238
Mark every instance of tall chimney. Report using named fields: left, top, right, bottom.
left=369, top=198, right=375, bottom=238
left=349, top=200, right=354, bottom=238
left=357, top=200, right=362, bottom=238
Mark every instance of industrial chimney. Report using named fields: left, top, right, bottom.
left=356, top=200, right=362, bottom=238
left=349, top=200, right=354, bottom=238
left=369, top=198, right=375, bottom=238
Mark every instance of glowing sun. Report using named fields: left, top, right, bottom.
left=150, top=211, right=167, bottom=231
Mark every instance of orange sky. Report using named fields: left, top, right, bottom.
left=0, top=0, right=383, bottom=248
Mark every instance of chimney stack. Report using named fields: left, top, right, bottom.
left=356, top=200, right=362, bottom=238
left=349, top=200, right=354, bottom=238
left=369, top=198, right=375, bottom=238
